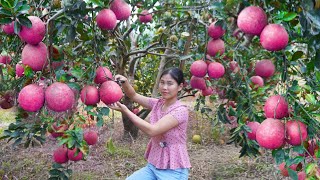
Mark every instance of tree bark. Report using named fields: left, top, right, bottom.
left=151, top=41, right=172, bottom=97
left=179, top=18, right=196, bottom=71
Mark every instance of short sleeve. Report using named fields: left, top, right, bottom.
left=148, top=98, right=159, bottom=109
left=168, top=106, right=189, bottom=124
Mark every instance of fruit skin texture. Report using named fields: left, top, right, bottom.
left=53, top=146, right=69, bottom=164
left=297, top=171, right=306, bottom=180
left=246, top=121, right=260, bottom=140
left=139, top=10, right=152, bottom=23
left=256, top=118, right=285, bottom=149
left=18, top=16, right=46, bottom=45
left=0, top=55, right=11, bottom=64
left=206, top=39, right=225, bottom=57
left=285, top=120, right=308, bottom=146
left=207, top=62, right=225, bottom=79
left=202, top=87, right=214, bottom=96
left=18, top=84, right=45, bottom=112
left=96, top=9, right=117, bottom=30
left=110, top=0, right=131, bottom=21
left=67, top=148, right=83, bottom=161
left=190, top=76, right=206, bottom=90
left=99, top=81, right=123, bottom=105
left=84, top=130, right=98, bottom=145
left=260, top=24, right=289, bottom=51
left=229, top=61, right=239, bottom=73
left=254, top=59, right=275, bottom=78
left=132, top=108, right=140, bottom=114
left=94, top=66, right=113, bottom=84
left=22, top=42, right=48, bottom=71
left=16, top=64, right=24, bottom=77
left=237, top=6, right=267, bottom=35
left=45, top=82, right=75, bottom=112
left=80, top=85, right=100, bottom=105
left=250, top=76, right=264, bottom=87
left=208, top=22, right=225, bottom=39
left=2, top=21, right=15, bottom=35
left=264, top=95, right=288, bottom=119
left=190, top=60, right=207, bottom=77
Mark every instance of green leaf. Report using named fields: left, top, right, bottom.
left=106, top=138, right=116, bottom=155
left=283, top=12, right=297, bottom=21
left=88, top=0, right=103, bottom=6
left=71, top=68, right=83, bottom=79
left=96, top=115, right=104, bottom=127
left=0, top=17, right=12, bottom=24
left=0, top=0, right=11, bottom=8
left=272, top=149, right=285, bottom=164
left=18, top=15, right=32, bottom=28
left=0, top=8, right=12, bottom=16
left=24, top=66, right=34, bottom=78
left=52, top=163, right=64, bottom=169
left=67, top=82, right=81, bottom=91
left=305, top=163, right=317, bottom=174
left=288, top=168, right=298, bottom=180
left=99, top=107, right=109, bottom=116
left=49, top=169, right=61, bottom=176
left=17, top=4, right=30, bottom=14
left=67, top=25, right=76, bottom=43
left=305, top=94, right=316, bottom=105
left=291, top=51, right=304, bottom=61
left=84, top=105, right=94, bottom=112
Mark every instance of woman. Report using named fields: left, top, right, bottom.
left=109, top=67, right=191, bottom=180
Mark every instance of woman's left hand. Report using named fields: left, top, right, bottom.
left=108, top=102, right=129, bottom=113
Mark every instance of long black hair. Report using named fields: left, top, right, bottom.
left=160, top=67, right=185, bottom=85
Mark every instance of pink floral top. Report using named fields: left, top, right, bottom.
left=144, top=98, right=191, bottom=169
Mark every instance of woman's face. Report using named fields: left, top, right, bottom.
left=159, top=74, right=182, bottom=100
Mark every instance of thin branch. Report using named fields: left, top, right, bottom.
left=125, top=42, right=160, bottom=57
left=46, top=9, right=65, bottom=25
left=123, top=27, right=134, bottom=39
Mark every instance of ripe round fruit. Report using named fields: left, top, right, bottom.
left=250, top=76, right=264, bottom=87
left=45, top=82, right=75, bottom=112
left=16, top=64, right=24, bottom=77
left=96, top=9, right=117, bottom=30
left=110, top=0, right=131, bottom=21
left=80, top=85, right=100, bottom=105
left=132, top=108, right=140, bottom=114
left=264, top=95, right=288, bottom=119
left=51, top=122, right=68, bottom=138
left=18, top=84, right=45, bottom=112
left=229, top=61, right=239, bottom=73
left=208, top=22, right=225, bottom=39
left=139, top=10, right=152, bottom=23
left=190, top=76, right=206, bottom=90
left=256, top=118, right=285, bottom=149
left=94, top=66, right=113, bottom=84
left=84, top=130, right=98, bottom=145
left=285, top=120, right=308, bottom=146
left=2, top=21, right=15, bottom=35
left=67, top=148, right=83, bottom=161
left=246, top=121, right=260, bottom=140
left=18, top=16, right=46, bottom=45
left=237, top=6, right=267, bottom=35
left=22, top=42, right=48, bottom=71
left=260, top=24, right=289, bottom=51
left=192, top=134, right=201, bottom=144
left=207, top=62, right=225, bottom=79
left=254, top=60, right=275, bottom=78
left=53, top=146, right=69, bottom=164
left=207, top=39, right=225, bottom=57
left=202, top=87, right=214, bottom=96
left=0, top=55, right=11, bottom=64
left=190, top=60, right=207, bottom=77
left=99, top=81, right=123, bottom=105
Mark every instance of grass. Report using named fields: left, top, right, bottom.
left=0, top=107, right=17, bottom=123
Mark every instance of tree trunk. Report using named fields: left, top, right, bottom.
left=180, top=18, right=196, bottom=71
left=122, top=96, right=139, bottom=140
left=151, top=41, right=172, bottom=97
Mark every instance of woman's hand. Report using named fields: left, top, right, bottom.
left=114, top=74, right=128, bottom=84
left=108, top=102, right=129, bottom=113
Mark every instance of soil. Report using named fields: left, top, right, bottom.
left=0, top=97, right=288, bottom=180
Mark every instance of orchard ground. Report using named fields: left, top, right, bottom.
left=1, top=96, right=290, bottom=180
